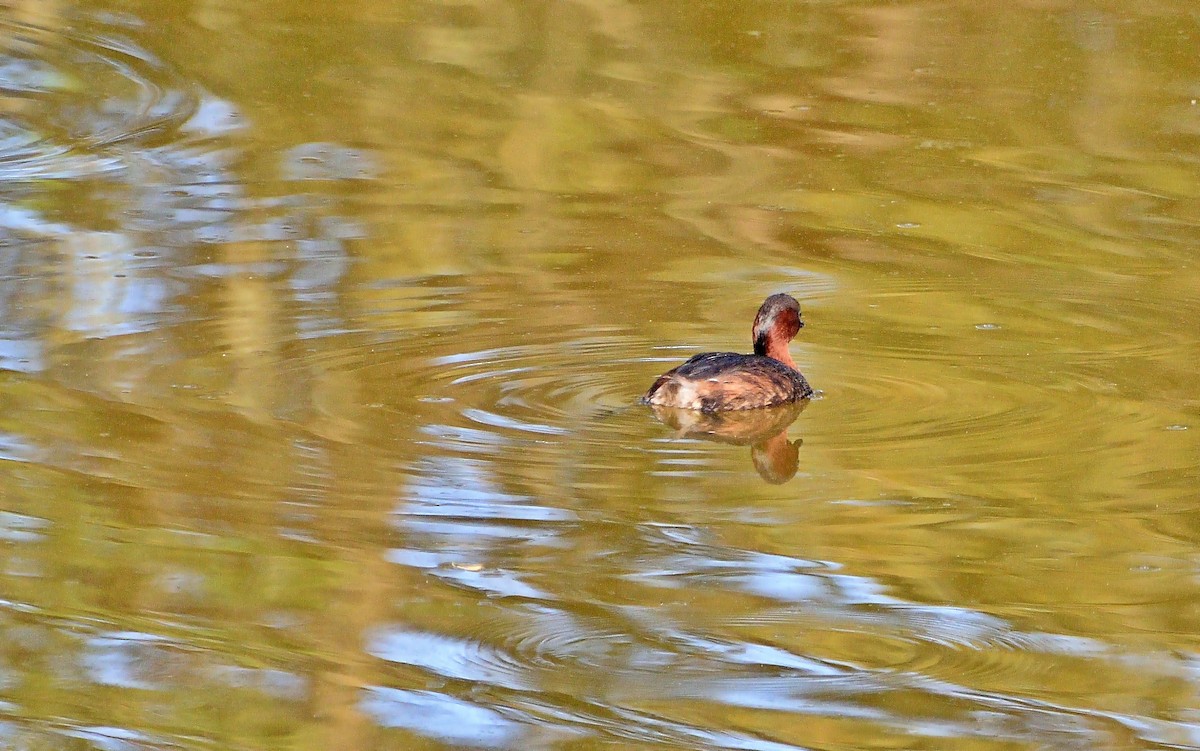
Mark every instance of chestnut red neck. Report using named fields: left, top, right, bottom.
left=763, top=335, right=797, bottom=368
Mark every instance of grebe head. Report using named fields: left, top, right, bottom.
left=752, top=294, right=803, bottom=358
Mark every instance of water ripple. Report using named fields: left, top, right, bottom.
left=367, top=627, right=533, bottom=690
left=0, top=17, right=202, bottom=182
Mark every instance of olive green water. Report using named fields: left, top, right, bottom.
left=0, top=1, right=1198, bottom=749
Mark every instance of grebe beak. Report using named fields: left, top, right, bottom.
left=797, top=319, right=805, bottom=328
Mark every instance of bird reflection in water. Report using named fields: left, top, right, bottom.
left=647, top=401, right=806, bottom=484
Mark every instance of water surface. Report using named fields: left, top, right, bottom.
left=0, top=1, right=1198, bottom=749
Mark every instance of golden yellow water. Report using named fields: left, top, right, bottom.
left=0, top=1, right=1197, bottom=749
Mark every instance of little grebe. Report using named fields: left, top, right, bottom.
left=642, top=293, right=813, bottom=412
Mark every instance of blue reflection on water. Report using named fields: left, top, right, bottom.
left=360, top=687, right=523, bottom=748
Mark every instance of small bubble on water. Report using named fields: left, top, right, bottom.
left=975, top=323, right=1001, bottom=330
left=1165, top=424, right=1188, bottom=431
left=418, top=395, right=454, bottom=404
left=896, top=221, right=920, bottom=229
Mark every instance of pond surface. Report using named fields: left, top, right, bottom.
left=0, top=1, right=1198, bottom=749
